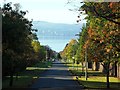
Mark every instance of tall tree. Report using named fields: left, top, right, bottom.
left=2, top=3, right=37, bottom=86
left=77, top=2, right=120, bottom=88
left=61, top=39, right=78, bottom=63
left=75, top=24, right=88, bottom=72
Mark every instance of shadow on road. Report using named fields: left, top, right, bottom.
left=2, top=60, right=84, bottom=90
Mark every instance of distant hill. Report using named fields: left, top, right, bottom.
left=32, top=21, right=82, bottom=40
left=32, top=21, right=83, bottom=52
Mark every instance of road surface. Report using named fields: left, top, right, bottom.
left=30, top=60, right=83, bottom=90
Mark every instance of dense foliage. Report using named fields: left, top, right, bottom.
left=2, top=3, right=56, bottom=86
left=62, top=2, right=120, bottom=88
left=78, top=2, right=120, bottom=88
left=60, top=39, right=78, bottom=63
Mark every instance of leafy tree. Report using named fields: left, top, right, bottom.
left=57, top=53, right=62, bottom=60
left=2, top=3, right=37, bottom=86
left=75, top=24, right=88, bottom=71
left=2, top=2, right=56, bottom=87
left=37, top=46, right=46, bottom=61
left=32, top=40, right=40, bottom=53
left=61, top=39, right=78, bottom=63
left=44, top=45, right=56, bottom=61
left=77, top=2, right=120, bottom=88
left=79, top=2, right=120, bottom=25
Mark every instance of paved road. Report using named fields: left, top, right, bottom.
left=30, top=60, right=83, bottom=90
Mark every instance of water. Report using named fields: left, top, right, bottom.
left=33, top=21, right=82, bottom=52
left=38, top=37, right=73, bottom=52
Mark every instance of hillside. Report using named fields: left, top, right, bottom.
left=32, top=21, right=82, bottom=52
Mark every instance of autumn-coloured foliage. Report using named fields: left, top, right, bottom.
left=60, top=39, right=78, bottom=62
left=77, top=2, right=120, bottom=88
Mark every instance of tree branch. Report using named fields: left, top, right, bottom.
left=93, top=5, right=120, bottom=25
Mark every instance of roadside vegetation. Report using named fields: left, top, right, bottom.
left=2, top=1, right=120, bottom=89
left=2, top=61, right=52, bottom=88
left=2, top=2, right=56, bottom=88
left=62, top=60, right=120, bottom=89
left=60, top=2, right=120, bottom=89
left=77, top=76, right=120, bottom=89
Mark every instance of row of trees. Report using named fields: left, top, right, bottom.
left=2, top=3, right=56, bottom=86
left=60, top=39, right=78, bottom=63
left=61, top=2, right=120, bottom=88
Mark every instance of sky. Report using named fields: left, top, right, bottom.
left=1, top=0, right=85, bottom=24
left=1, top=0, right=86, bottom=52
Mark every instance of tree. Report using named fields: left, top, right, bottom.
left=77, top=2, right=120, bottom=88
left=61, top=39, right=78, bottom=63
left=39, top=46, right=47, bottom=61
left=57, top=53, right=62, bottom=60
left=44, top=45, right=56, bottom=61
left=75, top=24, right=88, bottom=72
left=2, top=3, right=37, bottom=86
left=79, top=2, right=120, bottom=25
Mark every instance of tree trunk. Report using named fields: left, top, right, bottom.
left=101, top=62, right=110, bottom=88
left=9, top=62, right=14, bottom=87
left=95, top=62, right=99, bottom=71
left=106, top=62, right=110, bottom=88
left=81, top=62, right=84, bottom=72
left=16, top=72, right=18, bottom=80
left=114, top=61, right=117, bottom=77
left=9, top=71, right=13, bottom=87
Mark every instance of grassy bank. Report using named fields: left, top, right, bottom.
left=75, top=76, right=120, bottom=89
left=63, top=60, right=120, bottom=89
left=2, top=61, right=52, bottom=88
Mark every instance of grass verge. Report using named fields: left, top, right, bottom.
left=64, top=61, right=120, bottom=89
left=70, top=68, right=120, bottom=89
left=2, top=61, right=52, bottom=88
left=76, top=76, right=120, bottom=89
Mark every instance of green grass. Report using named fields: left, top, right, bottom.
left=64, top=60, right=120, bottom=89
left=65, top=61, right=83, bottom=70
left=71, top=69, right=105, bottom=76
left=77, top=76, right=120, bottom=89
left=70, top=68, right=120, bottom=89
left=33, top=61, right=52, bottom=68
left=2, top=61, right=52, bottom=88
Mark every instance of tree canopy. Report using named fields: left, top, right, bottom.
left=63, top=1, right=120, bottom=88
left=2, top=2, right=56, bottom=86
